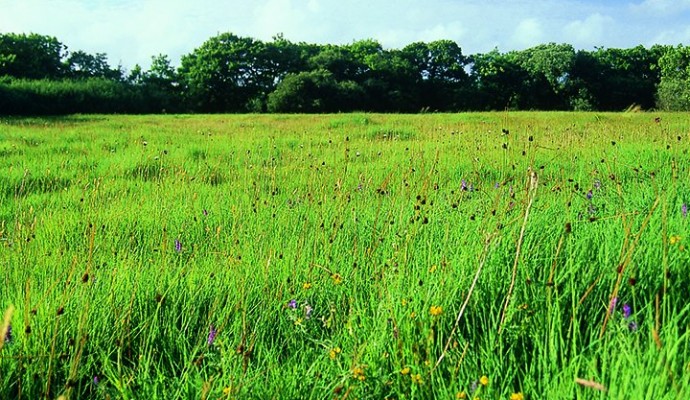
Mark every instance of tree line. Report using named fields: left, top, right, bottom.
left=1, top=32, right=689, bottom=114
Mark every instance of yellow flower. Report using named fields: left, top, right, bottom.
left=401, top=299, right=408, bottom=306
left=518, top=303, right=528, bottom=311
left=510, top=393, right=524, bottom=400
left=479, top=375, right=489, bottom=386
left=456, top=392, right=466, bottom=399
left=429, top=265, right=437, bottom=273
left=400, top=367, right=411, bottom=375
left=670, top=235, right=681, bottom=245
left=410, top=311, right=417, bottom=319
left=411, top=373, right=423, bottom=384
left=303, top=282, right=312, bottom=290
left=223, top=386, right=232, bottom=395
left=294, top=317, right=303, bottom=326
left=329, top=347, right=341, bottom=360
left=430, top=305, right=443, bottom=316
left=352, top=366, right=366, bottom=381
left=332, top=273, right=343, bottom=285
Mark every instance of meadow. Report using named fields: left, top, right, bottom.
left=0, top=112, right=688, bottom=399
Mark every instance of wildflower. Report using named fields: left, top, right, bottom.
left=400, top=367, right=411, bottom=375
left=479, top=375, right=489, bottom=386
left=294, top=317, right=303, bottom=326
left=401, top=299, right=408, bottom=306
left=494, top=182, right=500, bottom=189
left=628, top=321, right=638, bottom=332
left=461, top=180, right=468, bottom=191
left=594, top=179, right=602, bottom=190
left=288, top=299, right=298, bottom=309
left=470, top=381, right=478, bottom=392
left=332, top=273, right=343, bottom=285
left=682, top=203, right=688, bottom=218
left=93, top=375, right=99, bottom=386
left=429, top=265, right=437, bottom=273
left=3, top=324, right=11, bottom=344
left=202, top=209, right=208, bottom=216
left=305, top=304, right=313, bottom=319
left=410, top=311, right=417, bottom=319
left=411, top=373, right=423, bottom=384
left=456, top=392, right=467, bottom=399
left=329, top=347, right=341, bottom=360
left=430, top=306, right=443, bottom=316
left=174, top=238, right=182, bottom=253
left=510, top=393, right=524, bottom=400
left=622, top=304, right=632, bottom=319
left=670, top=235, right=681, bottom=245
left=207, top=325, right=218, bottom=346
left=303, top=282, right=312, bottom=290
left=586, top=190, right=593, bottom=200
left=352, top=366, right=366, bottom=381
left=223, top=387, right=231, bottom=395
left=609, top=297, right=618, bottom=314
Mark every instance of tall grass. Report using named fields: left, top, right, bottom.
left=0, top=112, right=688, bottom=399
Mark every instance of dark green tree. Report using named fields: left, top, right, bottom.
left=0, top=33, right=66, bottom=79
left=656, top=45, right=690, bottom=110
left=65, top=50, right=123, bottom=80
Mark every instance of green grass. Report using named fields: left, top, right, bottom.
left=1, top=112, right=689, bottom=399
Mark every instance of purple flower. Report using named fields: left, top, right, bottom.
left=288, top=299, right=298, bottom=309
left=93, top=375, right=99, bottom=386
left=3, top=324, right=11, bottom=344
left=628, top=321, right=638, bottom=332
left=207, top=325, right=217, bottom=346
left=461, top=180, right=468, bottom=191
left=609, top=297, right=618, bottom=315
left=586, top=190, right=593, bottom=200
left=622, top=304, right=632, bottom=319
left=175, top=239, right=182, bottom=253
left=683, top=203, right=688, bottom=218
left=494, top=182, right=500, bottom=189
left=305, top=304, right=313, bottom=319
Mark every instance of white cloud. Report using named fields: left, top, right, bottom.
left=630, top=0, right=690, bottom=16
left=1, top=0, right=689, bottom=69
left=563, top=13, right=614, bottom=47
left=512, top=18, right=544, bottom=48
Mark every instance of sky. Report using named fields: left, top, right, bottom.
left=1, top=0, right=689, bottom=70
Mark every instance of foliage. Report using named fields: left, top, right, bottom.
left=1, top=31, right=690, bottom=113
left=656, top=45, right=690, bottom=110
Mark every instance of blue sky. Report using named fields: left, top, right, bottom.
left=1, top=0, right=689, bottom=69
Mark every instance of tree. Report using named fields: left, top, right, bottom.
left=0, top=33, right=66, bottom=79
left=65, top=50, right=122, bottom=80
left=401, top=40, right=470, bottom=110
left=571, top=46, right=664, bottom=110
left=513, top=43, right=575, bottom=109
left=656, top=45, right=690, bottom=110
left=470, top=49, right=529, bottom=110
left=267, top=70, right=364, bottom=113
left=179, top=33, right=276, bottom=112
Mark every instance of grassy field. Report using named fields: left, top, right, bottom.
left=1, top=112, right=689, bottom=399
